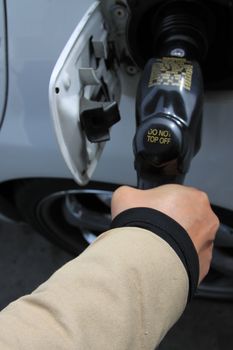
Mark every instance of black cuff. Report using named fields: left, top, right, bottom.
left=110, top=208, right=199, bottom=302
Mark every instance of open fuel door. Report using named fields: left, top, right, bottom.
left=49, top=1, right=121, bottom=185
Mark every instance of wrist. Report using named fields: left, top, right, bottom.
left=111, top=207, right=199, bottom=302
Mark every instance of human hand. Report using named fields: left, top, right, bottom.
left=111, top=185, right=219, bottom=283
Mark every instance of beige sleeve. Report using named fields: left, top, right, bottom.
left=0, top=227, right=189, bottom=350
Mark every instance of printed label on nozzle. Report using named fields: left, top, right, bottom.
left=148, top=57, right=193, bottom=91
left=146, top=128, right=172, bottom=145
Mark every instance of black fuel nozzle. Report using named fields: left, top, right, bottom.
left=134, top=56, right=204, bottom=189
left=133, top=1, right=207, bottom=189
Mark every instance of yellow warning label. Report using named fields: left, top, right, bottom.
left=146, top=128, right=172, bottom=145
left=148, top=57, right=193, bottom=91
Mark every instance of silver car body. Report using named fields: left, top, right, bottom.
left=0, top=0, right=233, bottom=210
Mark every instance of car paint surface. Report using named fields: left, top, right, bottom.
left=0, top=0, right=233, bottom=210
left=0, top=0, right=7, bottom=127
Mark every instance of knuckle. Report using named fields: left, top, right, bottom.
left=198, top=190, right=209, bottom=202
left=112, top=185, right=135, bottom=204
left=114, top=185, right=129, bottom=197
left=209, top=242, right=214, bottom=255
left=190, top=188, right=209, bottom=202
left=214, top=214, right=220, bottom=228
left=210, top=213, right=220, bottom=233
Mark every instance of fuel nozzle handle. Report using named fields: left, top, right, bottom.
left=133, top=56, right=204, bottom=189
